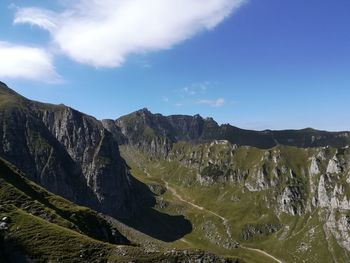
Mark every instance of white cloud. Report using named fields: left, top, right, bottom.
left=14, top=0, right=246, bottom=67
left=0, top=41, right=60, bottom=82
left=162, top=96, right=169, bottom=102
left=180, top=81, right=211, bottom=96
left=197, top=98, right=225, bottom=107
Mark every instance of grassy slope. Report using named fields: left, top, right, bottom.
left=0, top=158, right=235, bottom=263
left=0, top=157, right=129, bottom=261
left=120, top=145, right=350, bottom=263
left=121, top=146, right=278, bottom=263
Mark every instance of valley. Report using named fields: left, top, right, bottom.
left=119, top=143, right=350, bottom=263
left=0, top=82, right=350, bottom=262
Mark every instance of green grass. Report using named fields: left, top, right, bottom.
left=120, top=144, right=350, bottom=263
left=0, top=157, right=128, bottom=244
left=3, top=206, right=113, bottom=262
left=0, top=157, right=124, bottom=262
left=0, top=156, right=239, bottom=262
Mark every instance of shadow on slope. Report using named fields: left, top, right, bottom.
left=120, top=174, right=192, bottom=242
left=0, top=158, right=129, bottom=245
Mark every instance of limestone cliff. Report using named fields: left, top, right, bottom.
left=0, top=82, right=136, bottom=218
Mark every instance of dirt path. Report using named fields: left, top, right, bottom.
left=164, top=180, right=284, bottom=262
left=163, top=180, right=233, bottom=239
left=241, top=246, right=283, bottom=263
left=129, top=158, right=282, bottom=263
left=180, top=238, right=192, bottom=246
left=164, top=181, right=224, bottom=219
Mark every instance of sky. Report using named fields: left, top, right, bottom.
left=0, top=0, right=350, bottom=131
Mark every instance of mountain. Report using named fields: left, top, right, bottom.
left=0, top=81, right=136, bottom=219
left=104, top=108, right=350, bottom=262
left=2, top=82, right=350, bottom=262
left=0, top=157, right=236, bottom=262
left=108, top=108, right=350, bottom=152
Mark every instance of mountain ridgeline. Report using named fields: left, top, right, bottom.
left=104, top=107, right=350, bottom=152
left=1, top=81, right=350, bottom=262
left=0, top=81, right=137, bottom=219
left=1, top=81, right=350, bottom=218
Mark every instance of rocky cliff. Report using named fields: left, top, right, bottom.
left=128, top=138, right=350, bottom=254
left=111, top=108, right=350, bottom=152
left=2, top=83, right=350, bottom=261
left=0, top=82, right=136, bottom=218
left=111, top=108, right=350, bottom=258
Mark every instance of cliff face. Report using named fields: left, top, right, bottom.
left=0, top=82, right=136, bottom=218
left=159, top=141, right=350, bottom=252
left=112, top=108, right=350, bottom=254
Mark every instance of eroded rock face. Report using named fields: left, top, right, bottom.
left=114, top=108, right=350, bottom=152
left=0, top=83, right=136, bottom=219
left=99, top=107, right=350, bottom=252
left=278, top=186, right=304, bottom=216
left=165, top=142, right=350, bottom=251
left=34, top=106, right=137, bottom=217
left=0, top=107, right=88, bottom=205
left=327, top=157, right=341, bottom=174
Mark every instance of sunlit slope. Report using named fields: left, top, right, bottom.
left=121, top=144, right=350, bottom=263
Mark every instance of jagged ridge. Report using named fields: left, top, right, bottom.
left=0, top=82, right=136, bottom=219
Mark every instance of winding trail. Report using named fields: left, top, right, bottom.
left=163, top=180, right=233, bottom=239
left=130, top=157, right=282, bottom=263
left=164, top=181, right=224, bottom=220
left=164, top=180, right=283, bottom=262
left=240, top=246, right=283, bottom=263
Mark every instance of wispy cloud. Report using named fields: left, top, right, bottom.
left=14, top=0, right=246, bottom=68
left=0, top=41, right=60, bottom=83
left=180, top=81, right=210, bottom=96
left=197, top=98, right=225, bottom=107
left=173, top=81, right=225, bottom=107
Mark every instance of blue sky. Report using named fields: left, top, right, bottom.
left=0, top=0, right=350, bottom=131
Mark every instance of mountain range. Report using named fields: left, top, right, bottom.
left=0, top=81, right=350, bottom=262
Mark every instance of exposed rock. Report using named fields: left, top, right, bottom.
left=0, top=83, right=137, bottom=219
left=240, top=224, right=282, bottom=241
left=0, top=222, right=9, bottom=231
left=309, top=157, right=320, bottom=176
left=244, top=168, right=270, bottom=192
left=327, top=157, right=341, bottom=174
left=325, top=211, right=350, bottom=252
left=278, top=186, right=304, bottom=216
left=114, top=108, right=350, bottom=152
left=1, top=217, right=11, bottom=223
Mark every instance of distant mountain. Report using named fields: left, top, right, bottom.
left=2, top=81, right=350, bottom=262
left=103, top=107, right=350, bottom=153
left=104, top=107, right=350, bottom=262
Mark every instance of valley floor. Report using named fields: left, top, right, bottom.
left=121, top=147, right=287, bottom=263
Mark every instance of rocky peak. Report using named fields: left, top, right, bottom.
left=137, top=107, right=151, bottom=115
left=0, top=82, right=138, bottom=219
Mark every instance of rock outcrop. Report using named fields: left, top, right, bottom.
left=0, top=82, right=136, bottom=218
left=110, top=108, right=350, bottom=153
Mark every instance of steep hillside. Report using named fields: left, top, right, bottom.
left=109, top=109, right=350, bottom=262
left=0, top=81, right=136, bottom=219
left=0, top=157, right=237, bottom=262
left=120, top=143, right=350, bottom=263
left=2, top=82, right=350, bottom=262
left=0, top=156, right=127, bottom=261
